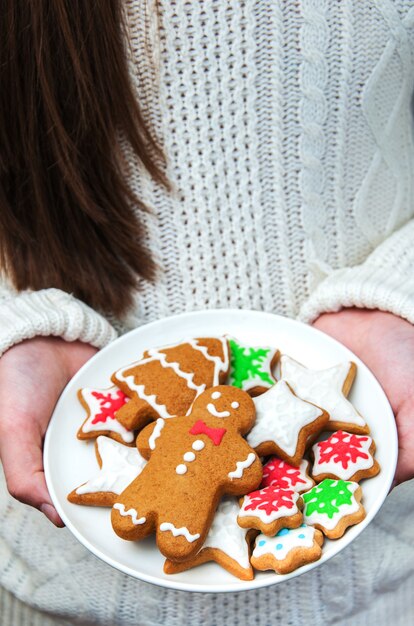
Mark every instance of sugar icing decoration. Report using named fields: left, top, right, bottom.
left=281, top=355, right=366, bottom=428
left=247, top=380, right=324, bottom=456
left=113, top=503, right=146, bottom=525
left=239, top=486, right=299, bottom=524
left=75, top=436, right=146, bottom=496
left=79, top=387, right=133, bottom=443
left=302, top=479, right=360, bottom=530
left=228, top=338, right=277, bottom=391
left=261, top=458, right=314, bottom=493
left=252, top=524, right=316, bottom=561
left=312, top=431, right=374, bottom=479
left=149, top=418, right=165, bottom=450
left=189, top=420, right=227, bottom=446
left=228, top=453, right=256, bottom=479
left=159, top=522, right=200, bottom=543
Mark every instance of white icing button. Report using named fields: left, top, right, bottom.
left=176, top=464, right=187, bottom=475
left=231, top=401, right=239, bottom=409
left=211, top=391, right=221, bottom=399
left=183, top=451, right=196, bottom=462
left=192, top=440, right=205, bottom=451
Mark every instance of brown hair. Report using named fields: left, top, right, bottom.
left=0, top=0, right=166, bottom=317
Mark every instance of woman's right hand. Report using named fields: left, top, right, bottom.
left=0, top=337, right=97, bottom=526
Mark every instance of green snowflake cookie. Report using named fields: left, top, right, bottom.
left=228, top=338, right=278, bottom=392
left=302, top=479, right=364, bottom=538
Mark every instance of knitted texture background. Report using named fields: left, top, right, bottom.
left=1, top=1, right=414, bottom=624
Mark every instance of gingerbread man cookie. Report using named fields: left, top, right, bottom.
left=111, top=386, right=263, bottom=562
left=112, top=337, right=229, bottom=431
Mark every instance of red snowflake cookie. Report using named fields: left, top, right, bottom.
left=312, top=431, right=380, bottom=482
left=261, top=457, right=314, bottom=493
left=238, top=485, right=302, bottom=536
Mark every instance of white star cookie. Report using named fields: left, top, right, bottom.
left=68, top=436, right=147, bottom=507
left=247, top=380, right=328, bottom=465
left=280, top=355, right=369, bottom=434
left=164, top=497, right=254, bottom=580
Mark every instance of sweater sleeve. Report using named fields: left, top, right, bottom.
left=299, top=219, right=414, bottom=325
left=0, top=284, right=117, bottom=357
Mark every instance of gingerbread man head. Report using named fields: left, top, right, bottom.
left=190, top=385, right=256, bottom=434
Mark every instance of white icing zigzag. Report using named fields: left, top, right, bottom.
left=159, top=522, right=201, bottom=543
left=228, top=453, right=256, bottom=479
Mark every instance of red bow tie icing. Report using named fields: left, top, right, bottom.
left=189, top=420, right=227, bottom=446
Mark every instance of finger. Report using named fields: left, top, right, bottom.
left=0, top=413, right=64, bottom=527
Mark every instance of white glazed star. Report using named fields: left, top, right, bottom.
left=200, top=497, right=252, bottom=571
left=75, top=436, right=147, bottom=497
left=280, top=355, right=367, bottom=431
left=247, top=380, right=325, bottom=457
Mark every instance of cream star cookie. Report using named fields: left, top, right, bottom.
left=164, top=497, right=254, bottom=580
left=247, top=380, right=328, bottom=465
left=68, top=436, right=147, bottom=507
left=280, top=355, right=369, bottom=434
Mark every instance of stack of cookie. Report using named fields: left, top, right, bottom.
left=67, top=336, right=380, bottom=580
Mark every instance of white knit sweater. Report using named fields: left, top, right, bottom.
left=1, top=1, right=414, bottom=624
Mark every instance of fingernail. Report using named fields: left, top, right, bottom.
left=40, top=503, right=64, bottom=527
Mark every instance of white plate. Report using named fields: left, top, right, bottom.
left=44, top=309, right=397, bottom=593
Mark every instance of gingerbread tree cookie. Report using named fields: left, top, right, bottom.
left=111, top=386, right=263, bottom=562
left=112, top=337, right=229, bottom=431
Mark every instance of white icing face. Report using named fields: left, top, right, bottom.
left=207, top=403, right=230, bottom=418
left=75, top=436, right=146, bottom=496
left=211, top=391, right=221, bottom=399
left=248, top=380, right=324, bottom=456
left=252, top=525, right=316, bottom=561
left=280, top=355, right=366, bottom=428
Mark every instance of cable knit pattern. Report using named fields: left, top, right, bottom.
left=0, top=288, right=117, bottom=356
left=1, top=1, right=414, bottom=624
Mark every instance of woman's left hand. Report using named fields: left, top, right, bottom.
left=313, top=308, right=414, bottom=486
